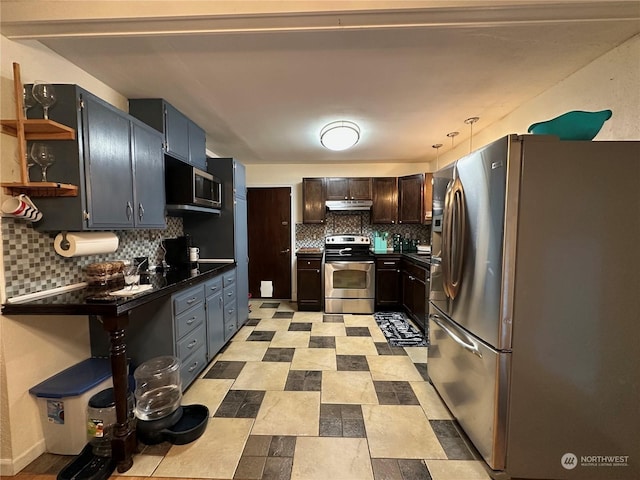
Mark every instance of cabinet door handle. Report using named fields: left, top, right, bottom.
left=126, top=202, right=133, bottom=220
left=186, top=316, right=196, bottom=325
left=219, top=297, right=223, bottom=307
left=383, top=262, right=395, bottom=265
left=316, top=269, right=320, bottom=273
left=187, top=297, right=197, bottom=304
left=138, top=203, right=144, bottom=220
left=281, top=248, right=290, bottom=254
left=188, top=361, right=198, bottom=372
left=188, top=339, right=198, bottom=349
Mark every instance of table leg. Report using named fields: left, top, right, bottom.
left=100, top=314, right=136, bottom=473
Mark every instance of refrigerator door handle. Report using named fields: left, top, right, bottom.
left=450, top=178, right=466, bottom=298
left=430, top=314, right=482, bottom=358
left=442, top=180, right=454, bottom=298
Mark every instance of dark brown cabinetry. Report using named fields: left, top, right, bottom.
left=423, top=172, right=433, bottom=222
left=296, top=253, right=323, bottom=311
left=371, top=177, right=398, bottom=224
left=375, top=256, right=402, bottom=309
left=398, top=173, right=425, bottom=224
left=302, top=178, right=326, bottom=224
left=401, top=259, right=428, bottom=332
left=326, top=177, right=372, bottom=200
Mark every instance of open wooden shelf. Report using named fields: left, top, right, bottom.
left=1, top=119, right=76, bottom=140
left=1, top=63, right=79, bottom=198
left=1, top=182, right=78, bottom=197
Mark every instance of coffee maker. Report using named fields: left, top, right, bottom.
left=162, top=236, right=191, bottom=269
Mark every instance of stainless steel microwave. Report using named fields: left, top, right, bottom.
left=165, top=160, right=222, bottom=211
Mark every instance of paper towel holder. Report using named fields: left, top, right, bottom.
left=58, top=231, right=71, bottom=251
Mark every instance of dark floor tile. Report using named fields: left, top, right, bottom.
left=234, top=455, right=266, bottom=479
left=375, top=342, right=408, bottom=356
left=438, top=437, right=477, bottom=460
left=429, top=419, right=460, bottom=437
left=376, top=391, right=400, bottom=405
left=346, top=326, right=371, bottom=336
left=261, top=302, right=280, bottom=308
left=288, top=322, right=312, bottom=331
left=246, top=318, right=261, bottom=326
left=285, top=370, right=322, bottom=391
left=373, top=380, right=394, bottom=392
left=247, top=330, right=276, bottom=341
left=273, top=311, right=295, bottom=319
left=397, top=392, right=421, bottom=405
left=415, top=362, right=429, bottom=381
left=340, top=404, right=363, bottom=420
left=319, top=417, right=343, bottom=437
left=263, top=347, right=295, bottom=362
left=323, top=314, right=344, bottom=323
left=309, top=336, right=336, bottom=348
left=342, top=418, right=366, bottom=437
left=269, top=435, right=296, bottom=457
left=204, top=360, right=246, bottom=379
left=398, top=459, right=432, bottom=480
left=214, top=390, right=265, bottom=418
left=320, top=403, right=342, bottom=419
left=372, top=458, right=403, bottom=480
left=243, top=435, right=272, bottom=456
left=336, top=354, right=369, bottom=371
left=262, top=456, right=293, bottom=480
left=374, top=381, right=419, bottom=405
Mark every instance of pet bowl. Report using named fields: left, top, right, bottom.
left=527, top=109, right=612, bottom=140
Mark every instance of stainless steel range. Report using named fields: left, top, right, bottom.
left=324, top=235, right=375, bottom=314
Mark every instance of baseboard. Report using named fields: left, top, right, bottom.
left=0, top=439, right=46, bottom=476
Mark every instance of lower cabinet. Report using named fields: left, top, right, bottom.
left=375, top=256, right=402, bottom=309
left=296, top=253, right=323, bottom=311
left=88, top=269, right=236, bottom=391
left=401, top=259, right=429, bottom=332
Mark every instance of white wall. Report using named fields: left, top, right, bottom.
left=0, top=36, right=126, bottom=475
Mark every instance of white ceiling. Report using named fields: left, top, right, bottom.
left=2, top=1, right=639, bottom=165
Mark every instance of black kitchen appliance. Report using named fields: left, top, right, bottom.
left=164, top=157, right=222, bottom=214
left=162, top=236, right=191, bottom=269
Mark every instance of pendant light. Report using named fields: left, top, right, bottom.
left=464, top=117, right=480, bottom=152
left=320, top=121, right=360, bottom=151
left=432, top=143, right=443, bottom=170
left=446, top=131, right=459, bottom=149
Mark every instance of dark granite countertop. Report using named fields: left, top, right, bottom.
left=372, top=251, right=431, bottom=268
left=1, top=261, right=235, bottom=317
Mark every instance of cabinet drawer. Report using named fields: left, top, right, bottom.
left=180, top=345, right=207, bottom=389
left=204, top=276, right=223, bottom=298
left=175, top=302, right=205, bottom=340
left=173, top=285, right=205, bottom=316
left=224, top=299, right=237, bottom=323
left=223, top=271, right=236, bottom=288
left=177, top=323, right=205, bottom=360
left=224, top=317, right=237, bottom=341
left=223, top=285, right=237, bottom=303
left=403, top=261, right=427, bottom=281
left=376, top=257, right=401, bottom=269
left=298, top=258, right=321, bottom=269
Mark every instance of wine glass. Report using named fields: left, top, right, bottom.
left=124, top=264, right=141, bottom=290
left=23, top=85, right=37, bottom=118
left=30, top=143, right=55, bottom=182
left=32, top=81, right=57, bottom=119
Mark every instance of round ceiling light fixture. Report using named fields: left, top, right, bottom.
left=320, top=120, right=360, bottom=151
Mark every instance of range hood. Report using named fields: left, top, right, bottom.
left=325, top=200, right=373, bottom=211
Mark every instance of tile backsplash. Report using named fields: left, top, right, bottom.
left=295, top=211, right=430, bottom=250
left=2, top=217, right=183, bottom=300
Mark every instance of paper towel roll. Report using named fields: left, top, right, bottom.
left=54, top=232, right=119, bottom=258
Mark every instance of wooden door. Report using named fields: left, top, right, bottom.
left=371, top=177, right=398, bottom=224
left=398, top=173, right=425, bottom=224
left=348, top=177, right=372, bottom=199
left=247, top=187, right=292, bottom=299
left=302, top=178, right=326, bottom=224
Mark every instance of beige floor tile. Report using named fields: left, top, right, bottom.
left=181, top=378, right=234, bottom=415
left=277, top=302, right=296, bottom=311
left=367, top=355, right=425, bottom=381
left=118, top=454, right=163, bottom=476
left=343, top=314, right=377, bottom=327
left=218, top=341, right=270, bottom=361
left=252, top=391, right=320, bottom=436
left=369, top=326, right=389, bottom=342
left=291, top=348, right=337, bottom=371
left=231, top=361, right=290, bottom=390
left=292, top=311, right=325, bottom=322
left=249, top=308, right=278, bottom=319
left=153, top=418, right=253, bottom=478
left=291, top=437, right=374, bottom=480
left=335, top=336, right=379, bottom=356
left=270, top=330, right=311, bottom=348
left=311, top=322, right=346, bottom=336
left=362, top=405, right=447, bottom=459
left=410, top=381, right=453, bottom=420
left=253, top=318, right=292, bottom=331
left=232, top=325, right=255, bottom=341
left=321, top=371, right=378, bottom=405
left=425, top=460, right=492, bottom=480
left=404, top=346, right=429, bottom=363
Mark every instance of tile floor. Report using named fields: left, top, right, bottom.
left=19, top=300, right=492, bottom=480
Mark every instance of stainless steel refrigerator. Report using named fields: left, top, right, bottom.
left=428, top=134, right=639, bottom=480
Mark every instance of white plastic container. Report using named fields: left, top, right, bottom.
left=30, top=358, right=113, bottom=455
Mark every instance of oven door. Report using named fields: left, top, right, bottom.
left=324, top=261, right=375, bottom=314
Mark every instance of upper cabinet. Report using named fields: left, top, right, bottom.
left=27, top=85, right=165, bottom=231
left=129, top=99, right=207, bottom=170
left=371, top=177, right=398, bottom=224
left=398, top=173, right=425, bottom=224
left=423, top=173, right=433, bottom=222
left=325, top=177, right=372, bottom=200
left=302, top=178, right=326, bottom=224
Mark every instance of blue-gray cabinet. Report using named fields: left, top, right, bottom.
left=128, top=98, right=206, bottom=170
left=28, top=85, right=165, bottom=231
left=205, top=275, right=225, bottom=359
